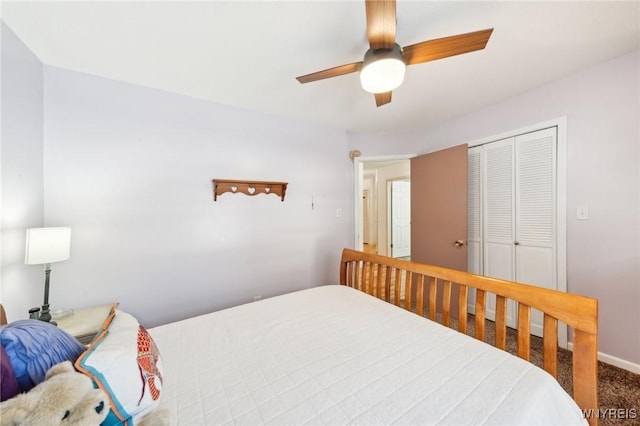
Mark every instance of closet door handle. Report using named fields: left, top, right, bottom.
left=514, top=241, right=520, bottom=246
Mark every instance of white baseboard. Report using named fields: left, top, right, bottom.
left=567, top=342, right=640, bottom=374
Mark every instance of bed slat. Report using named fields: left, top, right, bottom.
left=404, top=271, right=413, bottom=312
left=442, top=280, right=452, bottom=327
left=428, top=276, right=437, bottom=321
left=517, top=304, right=531, bottom=360
left=475, top=289, right=486, bottom=341
left=416, top=275, right=425, bottom=317
left=394, top=269, right=401, bottom=306
left=495, top=295, right=507, bottom=350
left=384, top=265, right=392, bottom=302
left=366, top=261, right=373, bottom=294
left=457, top=285, right=468, bottom=334
left=543, top=313, right=558, bottom=377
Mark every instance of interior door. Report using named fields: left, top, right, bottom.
left=411, top=144, right=468, bottom=270
left=411, top=144, right=468, bottom=316
left=391, top=180, right=411, bottom=258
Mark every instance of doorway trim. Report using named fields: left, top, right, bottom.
left=354, top=155, right=416, bottom=250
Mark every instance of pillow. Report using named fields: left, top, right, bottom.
left=75, top=310, right=163, bottom=426
left=0, top=343, right=20, bottom=401
left=0, top=320, right=86, bottom=392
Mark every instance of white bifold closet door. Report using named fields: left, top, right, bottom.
left=468, top=127, right=557, bottom=337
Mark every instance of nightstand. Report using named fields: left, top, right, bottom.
left=55, top=304, right=113, bottom=345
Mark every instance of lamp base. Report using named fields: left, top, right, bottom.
left=38, top=304, right=57, bottom=326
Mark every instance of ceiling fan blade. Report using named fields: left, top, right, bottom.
left=402, top=28, right=494, bottom=66
left=296, top=62, right=363, bottom=84
left=365, top=0, right=397, bottom=49
left=375, top=91, right=392, bottom=107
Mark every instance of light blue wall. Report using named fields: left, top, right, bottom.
left=42, top=66, right=353, bottom=327
left=0, top=22, right=45, bottom=321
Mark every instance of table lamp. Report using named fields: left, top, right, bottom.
left=24, top=227, right=71, bottom=323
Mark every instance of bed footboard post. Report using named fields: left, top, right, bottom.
left=573, top=329, right=599, bottom=426
left=0, top=304, right=6, bottom=326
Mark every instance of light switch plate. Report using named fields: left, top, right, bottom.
left=576, top=205, right=589, bottom=220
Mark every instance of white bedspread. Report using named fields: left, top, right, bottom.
left=149, top=285, right=587, bottom=425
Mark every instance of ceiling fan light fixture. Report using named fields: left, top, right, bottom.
left=360, top=43, right=406, bottom=94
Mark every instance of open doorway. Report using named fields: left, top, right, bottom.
left=354, top=156, right=413, bottom=257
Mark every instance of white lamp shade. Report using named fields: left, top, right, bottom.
left=359, top=44, right=407, bottom=94
left=360, top=57, right=406, bottom=94
left=25, top=227, right=71, bottom=265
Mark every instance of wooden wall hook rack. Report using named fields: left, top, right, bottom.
left=213, top=179, right=288, bottom=201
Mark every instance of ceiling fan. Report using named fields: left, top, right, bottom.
left=296, top=0, right=493, bottom=107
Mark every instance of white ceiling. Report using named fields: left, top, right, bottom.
left=2, top=1, right=639, bottom=134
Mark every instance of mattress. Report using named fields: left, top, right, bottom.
left=149, top=285, right=587, bottom=425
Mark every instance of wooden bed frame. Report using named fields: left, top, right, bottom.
left=1, top=250, right=597, bottom=424
left=340, top=248, right=599, bottom=425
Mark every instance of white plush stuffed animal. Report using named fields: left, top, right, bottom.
left=0, top=361, right=108, bottom=426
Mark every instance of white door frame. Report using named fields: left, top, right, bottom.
left=354, top=155, right=416, bottom=250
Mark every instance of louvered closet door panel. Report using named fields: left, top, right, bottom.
left=467, top=147, right=482, bottom=275
left=516, top=128, right=556, bottom=247
left=482, top=138, right=517, bottom=328
left=515, top=127, right=557, bottom=338
left=483, top=138, right=515, bottom=282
